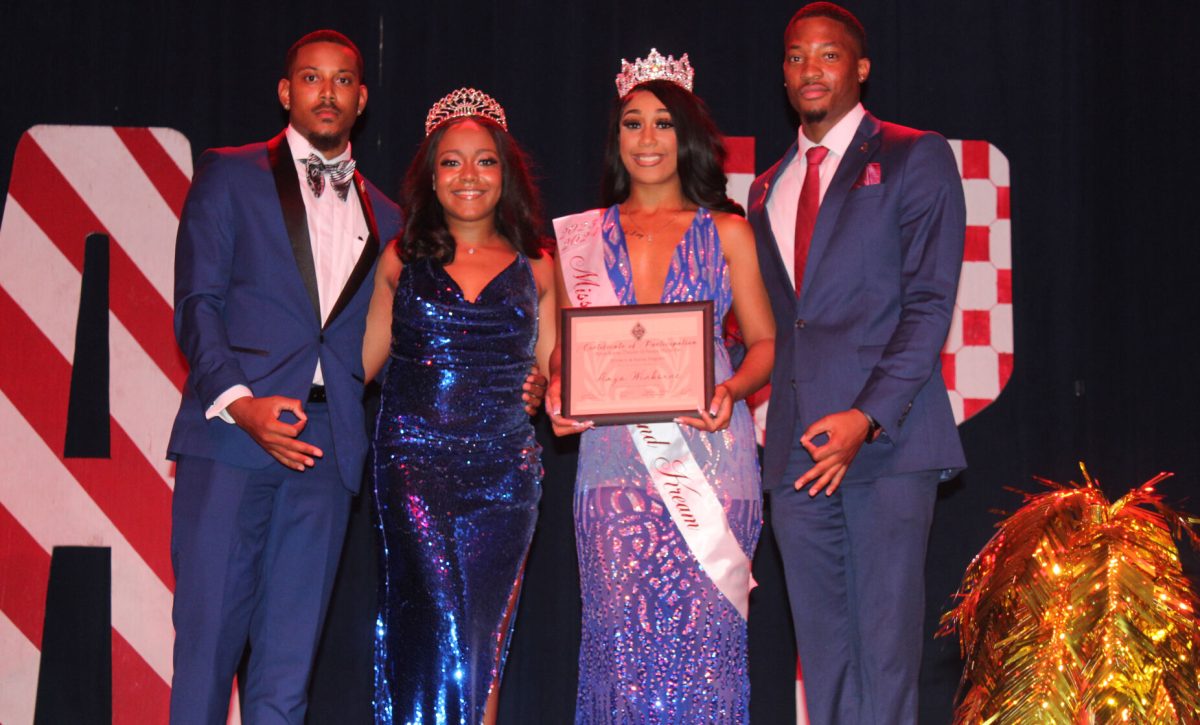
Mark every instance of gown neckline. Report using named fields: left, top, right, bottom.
left=434, top=254, right=522, bottom=305
left=611, top=206, right=705, bottom=305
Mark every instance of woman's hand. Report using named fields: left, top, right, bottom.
left=675, top=383, right=733, bottom=432
left=522, top=366, right=546, bottom=416
left=547, top=373, right=593, bottom=437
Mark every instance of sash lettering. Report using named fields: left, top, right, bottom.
left=567, top=255, right=600, bottom=308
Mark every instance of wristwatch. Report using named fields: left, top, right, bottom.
left=862, top=411, right=882, bottom=444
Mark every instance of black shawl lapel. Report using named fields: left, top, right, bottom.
left=267, top=132, right=321, bottom=325
left=324, top=171, right=382, bottom=329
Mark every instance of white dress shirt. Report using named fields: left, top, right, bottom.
left=766, top=103, right=867, bottom=286
left=205, top=126, right=369, bottom=420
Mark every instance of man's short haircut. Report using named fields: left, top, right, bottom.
left=284, top=29, right=365, bottom=81
left=786, top=2, right=868, bottom=57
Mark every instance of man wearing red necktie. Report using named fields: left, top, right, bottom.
left=746, top=4, right=967, bottom=723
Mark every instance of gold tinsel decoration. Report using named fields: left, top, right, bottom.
left=940, top=465, right=1200, bottom=724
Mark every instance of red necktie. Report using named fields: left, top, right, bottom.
left=793, top=145, right=829, bottom=297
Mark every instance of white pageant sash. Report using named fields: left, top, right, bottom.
left=553, top=210, right=754, bottom=620
left=629, top=423, right=754, bottom=619
left=553, top=210, right=609, bottom=309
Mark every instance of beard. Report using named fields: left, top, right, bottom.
left=801, top=107, right=828, bottom=126
left=303, top=104, right=346, bottom=152
left=305, top=129, right=342, bottom=153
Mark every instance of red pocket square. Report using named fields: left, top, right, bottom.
left=852, top=162, right=882, bottom=190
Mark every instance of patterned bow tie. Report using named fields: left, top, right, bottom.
left=304, top=154, right=356, bottom=201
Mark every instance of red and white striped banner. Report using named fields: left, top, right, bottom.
left=0, top=125, right=191, bottom=724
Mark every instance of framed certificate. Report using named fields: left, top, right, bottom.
left=561, top=301, right=714, bottom=425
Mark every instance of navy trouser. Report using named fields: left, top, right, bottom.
left=770, top=449, right=938, bottom=725
left=169, top=404, right=351, bottom=725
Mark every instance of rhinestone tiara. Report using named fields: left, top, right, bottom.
left=614, top=48, right=695, bottom=98
left=424, top=87, right=508, bottom=136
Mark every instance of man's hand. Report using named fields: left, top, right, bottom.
left=226, top=396, right=323, bottom=471
left=795, top=409, right=871, bottom=496
left=522, top=366, right=547, bottom=416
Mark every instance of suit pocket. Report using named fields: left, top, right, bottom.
left=229, top=344, right=270, bottom=357
left=847, top=184, right=885, bottom=200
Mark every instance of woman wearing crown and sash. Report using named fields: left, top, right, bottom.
left=363, top=88, right=556, bottom=725
left=548, top=51, right=775, bottom=723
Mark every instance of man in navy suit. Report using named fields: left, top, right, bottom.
left=167, top=30, right=401, bottom=723
left=747, top=4, right=966, bottom=722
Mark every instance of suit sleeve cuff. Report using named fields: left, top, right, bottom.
left=206, top=385, right=252, bottom=424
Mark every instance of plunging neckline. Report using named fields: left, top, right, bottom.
left=436, top=254, right=522, bottom=305
left=612, top=206, right=703, bottom=304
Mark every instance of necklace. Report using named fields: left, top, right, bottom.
left=459, top=234, right=503, bottom=256
left=621, top=207, right=682, bottom=244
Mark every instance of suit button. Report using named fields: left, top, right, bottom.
left=319, top=333, right=325, bottom=343
left=790, top=379, right=796, bottom=390
left=795, top=319, right=806, bottom=329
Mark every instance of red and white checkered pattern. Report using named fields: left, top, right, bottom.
left=724, top=136, right=756, bottom=211
left=943, top=140, right=1013, bottom=423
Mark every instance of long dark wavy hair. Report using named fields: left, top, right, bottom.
left=600, top=79, right=744, bottom=217
left=398, top=116, right=547, bottom=263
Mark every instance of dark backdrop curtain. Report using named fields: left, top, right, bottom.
left=4, top=1, right=1198, bottom=722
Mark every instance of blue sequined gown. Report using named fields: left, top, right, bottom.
left=373, top=255, right=542, bottom=725
left=574, top=207, right=762, bottom=724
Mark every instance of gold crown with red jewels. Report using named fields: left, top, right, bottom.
left=424, top=87, right=508, bottom=136
left=615, top=48, right=695, bottom=97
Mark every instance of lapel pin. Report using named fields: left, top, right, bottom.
left=859, top=142, right=868, bottom=153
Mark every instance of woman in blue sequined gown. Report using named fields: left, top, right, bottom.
left=548, top=70, right=776, bottom=723
left=363, top=91, right=556, bottom=725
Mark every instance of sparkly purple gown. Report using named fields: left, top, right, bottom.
left=372, top=255, right=541, bottom=725
left=573, top=207, right=761, bottom=724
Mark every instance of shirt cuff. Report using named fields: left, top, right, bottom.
left=206, top=385, right=252, bottom=424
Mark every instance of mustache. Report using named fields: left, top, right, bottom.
left=312, top=102, right=341, bottom=113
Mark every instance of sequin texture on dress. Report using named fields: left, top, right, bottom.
left=372, top=255, right=542, bottom=725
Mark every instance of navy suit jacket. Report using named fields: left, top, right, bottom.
left=168, top=132, right=402, bottom=492
left=748, top=112, right=967, bottom=490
